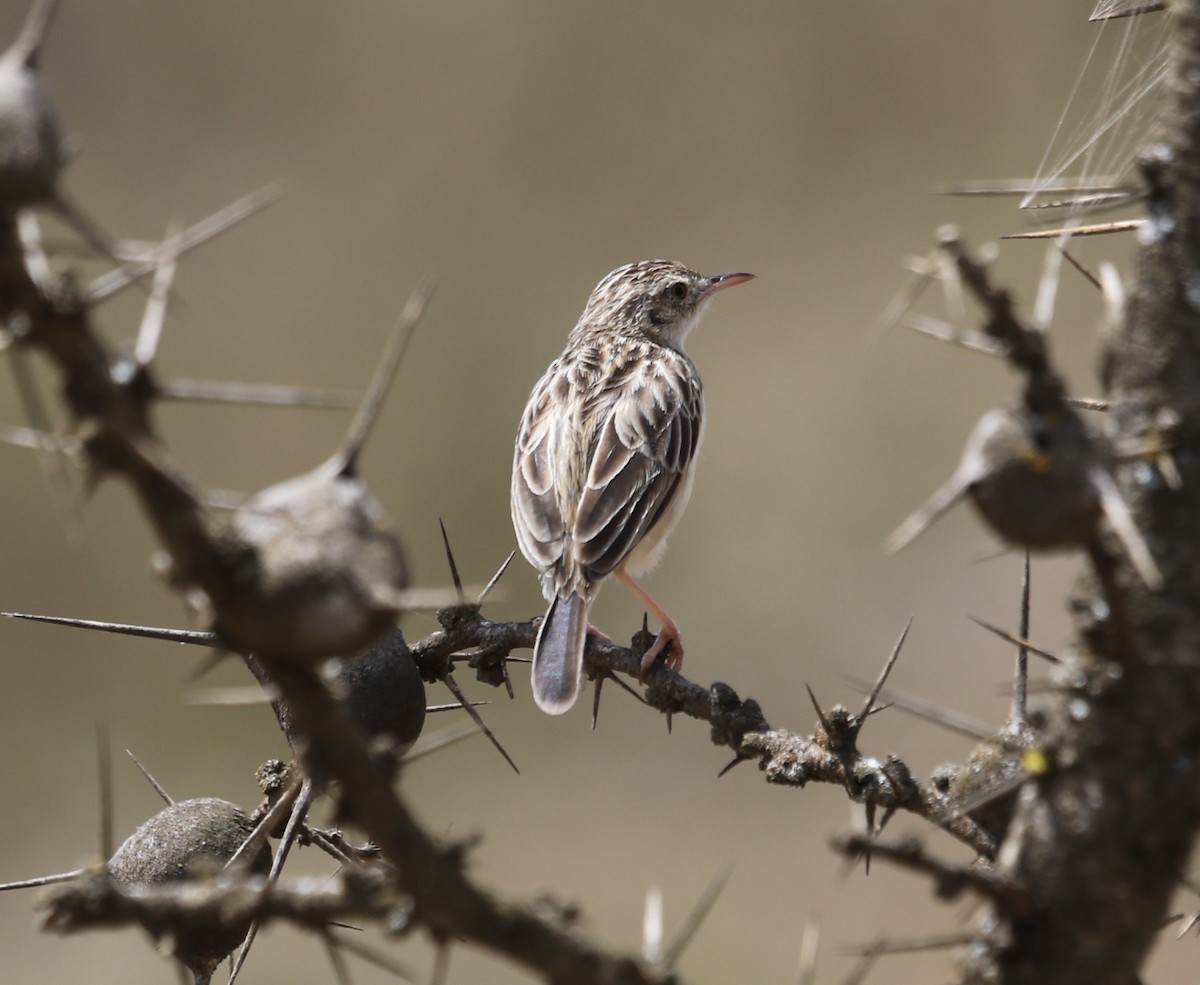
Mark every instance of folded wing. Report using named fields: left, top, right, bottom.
left=574, top=353, right=702, bottom=579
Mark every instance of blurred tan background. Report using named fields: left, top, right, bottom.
left=0, top=3, right=1178, bottom=984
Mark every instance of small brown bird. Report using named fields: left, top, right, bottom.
left=512, top=259, right=754, bottom=714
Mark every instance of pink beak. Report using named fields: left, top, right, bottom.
left=704, top=271, right=755, bottom=295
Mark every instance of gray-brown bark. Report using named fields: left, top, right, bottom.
left=956, top=4, right=1200, bottom=983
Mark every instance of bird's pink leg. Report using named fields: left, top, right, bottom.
left=587, top=625, right=613, bottom=644
left=614, top=567, right=682, bottom=681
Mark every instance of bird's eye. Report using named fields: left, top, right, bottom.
left=668, top=281, right=687, bottom=300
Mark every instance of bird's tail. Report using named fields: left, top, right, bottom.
left=532, top=593, right=589, bottom=715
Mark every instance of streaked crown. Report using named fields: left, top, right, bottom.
left=571, top=259, right=753, bottom=348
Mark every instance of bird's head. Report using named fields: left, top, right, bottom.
left=574, top=259, right=753, bottom=349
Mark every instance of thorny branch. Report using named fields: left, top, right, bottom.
left=414, top=606, right=997, bottom=858
left=0, top=151, right=990, bottom=985
left=0, top=228, right=683, bottom=980
left=40, top=865, right=412, bottom=946
left=830, top=833, right=1035, bottom=920
left=876, top=5, right=1200, bottom=983
left=5, top=597, right=1001, bottom=864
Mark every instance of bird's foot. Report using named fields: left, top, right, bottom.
left=638, top=625, right=683, bottom=682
